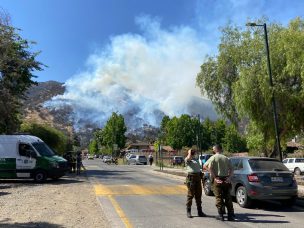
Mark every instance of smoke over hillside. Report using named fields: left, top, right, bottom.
left=45, top=16, right=217, bottom=129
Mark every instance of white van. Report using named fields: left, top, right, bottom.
left=0, top=135, right=68, bottom=182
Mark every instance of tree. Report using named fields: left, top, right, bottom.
left=223, top=125, right=247, bottom=153
left=196, top=18, right=304, bottom=156
left=0, top=14, right=44, bottom=133
left=100, top=112, right=127, bottom=153
left=210, top=119, right=227, bottom=146
left=88, top=139, right=98, bottom=155
left=20, top=122, right=68, bottom=155
left=165, top=114, right=197, bottom=150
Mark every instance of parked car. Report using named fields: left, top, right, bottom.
left=199, top=153, right=213, bottom=168
left=88, top=155, right=94, bottom=160
left=171, top=156, right=185, bottom=166
left=127, top=155, right=147, bottom=165
left=202, top=157, right=298, bottom=208
left=103, top=156, right=112, bottom=163
left=283, top=158, right=304, bottom=175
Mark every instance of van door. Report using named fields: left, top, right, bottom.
left=16, top=143, right=37, bottom=178
left=0, top=143, right=16, bottom=178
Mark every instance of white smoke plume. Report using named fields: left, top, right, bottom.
left=45, top=16, right=217, bottom=129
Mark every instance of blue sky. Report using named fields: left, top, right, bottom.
left=1, top=0, right=304, bottom=127
left=1, top=0, right=303, bottom=83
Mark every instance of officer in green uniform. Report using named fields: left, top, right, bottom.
left=204, top=145, right=235, bottom=221
left=185, top=149, right=206, bottom=218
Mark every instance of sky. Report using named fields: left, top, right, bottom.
left=1, top=0, right=304, bottom=128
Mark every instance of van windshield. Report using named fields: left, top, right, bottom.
left=32, top=142, right=55, bottom=157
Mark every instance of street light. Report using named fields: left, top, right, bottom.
left=246, top=22, right=282, bottom=161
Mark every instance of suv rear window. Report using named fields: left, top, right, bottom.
left=249, top=159, right=289, bottom=171
left=295, top=158, right=304, bottom=163
left=138, top=156, right=146, bottom=159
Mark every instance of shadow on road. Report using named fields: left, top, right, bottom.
left=234, top=212, right=288, bottom=223
left=0, top=191, right=10, bottom=196
left=0, top=219, right=64, bottom=228
left=249, top=200, right=304, bottom=212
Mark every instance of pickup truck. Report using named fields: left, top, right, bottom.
left=283, top=158, right=304, bottom=175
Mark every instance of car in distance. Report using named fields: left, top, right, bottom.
left=283, top=158, right=304, bottom=175
left=87, top=155, right=94, bottom=160
left=127, top=155, right=147, bottom=165
left=103, top=156, right=112, bottom=163
left=199, top=153, right=213, bottom=168
left=202, top=157, right=298, bottom=208
left=171, top=156, right=185, bottom=166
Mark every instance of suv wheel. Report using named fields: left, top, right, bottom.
left=236, top=186, right=252, bottom=208
left=294, top=168, right=301, bottom=176
left=203, top=178, right=213, bottom=196
left=34, top=170, right=47, bottom=182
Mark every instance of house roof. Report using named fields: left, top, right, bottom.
left=287, top=141, right=303, bottom=148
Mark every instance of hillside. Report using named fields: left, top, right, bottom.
left=22, top=81, right=161, bottom=147
left=22, top=81, right=74, bottom=136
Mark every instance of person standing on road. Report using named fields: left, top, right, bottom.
left=203, top=144, right=235, bottom=221
left=148, top=153, right=154, bottom=166
left=185, top=149, right=206, bottom=218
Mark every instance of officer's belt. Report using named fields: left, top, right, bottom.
left=215, top=176, right=229, bottom=180
left=187, top=173, right=201, bottom=176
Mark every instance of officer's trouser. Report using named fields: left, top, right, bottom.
left=186, top=173, right=202, bottom=208
left=213, top=179, right=234, bottom=214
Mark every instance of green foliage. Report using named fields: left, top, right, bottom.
left=96, top=112, right=127, bottom=151
left=196, top=17, right=304, bottom=155
left=160, top=115, right=246, bottom=152
left=0, top=19, right=44, bottom=134
left=165, top=115, right=197, bottom=150
left=223, top=125, right=247, bottom=153
left=88, top=139, right=98, bottom=155
left=20, top=122, right=68, bottom=155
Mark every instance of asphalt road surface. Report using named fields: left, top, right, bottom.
left=83, top=159, right=304, bottom=228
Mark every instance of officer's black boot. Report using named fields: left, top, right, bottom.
left=215, top=209, right=224, bottom=221
left=197, top=206, right=206, bottom=217
left=187, top=208, right=192, bottom=218
left=227, top=213, right=235, bottom=221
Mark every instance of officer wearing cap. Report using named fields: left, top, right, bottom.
left=185, top=149, right=206, bottom=218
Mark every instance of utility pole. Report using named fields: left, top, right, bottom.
left=246, top=22, right=282, bottom=161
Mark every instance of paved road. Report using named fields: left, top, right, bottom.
left=83, top=160, right=304, bottom=228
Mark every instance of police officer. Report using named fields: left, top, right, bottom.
left=204, top=145, right=235, bottom=221
left=185, top=149, right=206, bottom=218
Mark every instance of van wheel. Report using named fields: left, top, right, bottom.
left=236, top=186, right=252, bottom=208
left=34, top=170, right=47, bottom=182
left=294, top=168, right=301, bottom=176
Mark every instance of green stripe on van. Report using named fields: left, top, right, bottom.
left=0, top=158, right=16, bottom=178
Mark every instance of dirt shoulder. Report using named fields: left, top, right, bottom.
left=0, top=173, right=110, bottom=228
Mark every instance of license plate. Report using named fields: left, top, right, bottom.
left=271, top=177, right=283, bottom=182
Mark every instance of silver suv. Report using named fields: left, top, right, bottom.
left=127, top=155, right=147, bottom=165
